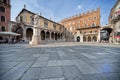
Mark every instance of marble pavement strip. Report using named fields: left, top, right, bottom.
left=72, top=60, right=100, bottom=74
left=0, top=62, right=33, bottom=80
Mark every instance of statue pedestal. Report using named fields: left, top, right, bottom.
left=29, top=35, right=41, bottom=45
left=29, top=26, right=41, bottom=45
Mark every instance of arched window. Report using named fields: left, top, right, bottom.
left=94, top=16, right=97, bottom=20
left=44, top=20, right=48, bottom=28
left=88, top=36, right=91, bottom=42
left=1, top=26, right=5, bottom=31
left=90, top=31, right=92, bottom=33
left=92, top=23, right=95, bottom=27
left=53, top=24, right=56, bottom=30
left=85, top=24, right=88, bottom=27
left=0, top=6, right=5, bottom=13
left=1, top=16, right=5, bottom=22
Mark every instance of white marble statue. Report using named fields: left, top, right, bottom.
left=34, top=14, right=39, bottom=25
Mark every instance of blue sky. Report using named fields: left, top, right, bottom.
left=11, top=0, right=117, bottom=25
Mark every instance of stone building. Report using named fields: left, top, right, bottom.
left=60, top=8, right=101, bottom=42
left=0, top=0, right=11, bottom=32
left=11, top=7, right=65, bottom=42
left=109, top=0, right=120, bottom=44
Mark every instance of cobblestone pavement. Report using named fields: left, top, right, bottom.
left=0, top=42, right=120, bottom=80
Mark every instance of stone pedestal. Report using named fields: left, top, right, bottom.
left=29, top=27, right=41, bottom=45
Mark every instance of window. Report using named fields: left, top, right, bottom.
left=95, top=31, right=97, bottom=33
left=44, top=20, right=48, bottom=28
left=77, top=25, right=80, bottom=29
left=30, top=16, right=34, bottom=25
left=60, top=27, right=62, bottom=31
left=94, top=16, right=97, bottom=20
left=3, top=0, right=7, bottom=4
left=88, top=18, right=91, bottom=21
left=84, top=32, right=86, bottom=34
left=1, top=16, right=5, bottom=22
left=85, top=24, right=87, bottom=27
left=53, top=24, right=56, bottom=30
left=90, top=31, right=92, bottom=33
left=0, top=6, right=5, bottom=13
left=92, top=23, right=95, bottom=27
left=20, top=16, right=23, bottom=22
left=1, top=26, right=5, bottom=31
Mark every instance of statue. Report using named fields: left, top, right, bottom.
left=34, top=14, right=39, bottom=25
left=29, top=14, right=41, bottom=45
left=100, top=30, right=109, bottom=41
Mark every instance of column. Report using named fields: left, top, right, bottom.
left=97, top=29, right=100, bottom=43
left=23, top=25, right=26, bottom=42
left=54, top=32, right=55, bottom=41
left=81, top=34, right=83, bottom=42
left=45, top=30, right=47, bottom=41
left=49, top=32, right=51, bottom=41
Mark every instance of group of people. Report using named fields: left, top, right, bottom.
left=0, top=38, right=16, bottom=44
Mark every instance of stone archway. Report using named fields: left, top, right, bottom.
left=60, top=34, right=63, bottom=39
left=83, top=36, right=86, bottom=42
left=58, top=33, right=60, bottom=40
left=88, top=36, right=91, bottom=42
left=77, top=36, right=80, bottom=42
left=12, top=24, right=23, bottom=41
left=93, top=36, right=97, bottom=42
left=41, top=31, right=45, bottom=40
left=55, top=33, right=57, bottom=40
left=51, top=32, right=54, bottom=40
left=26, top=28, right=33, bottom=41
left=46, top=31, right=50, bottom=41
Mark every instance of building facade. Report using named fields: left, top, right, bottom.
left=0, top=0, right=11, bottom=32
left=11, top=7, right=65, bottom=42
left=60, top=8, right=101, bottom=42
left=109, top=0, right=120, bottom=44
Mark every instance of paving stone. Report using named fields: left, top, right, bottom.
left=0, top=69, right=8, bottom=77
left=32, top=54, right=41, bottom=57
left=47, top=60, right=74, bottom=66
left=80, top=53, right=96, bottom=59
left=32, top=57, right=49, bottom=67
left=0, top=62, right=33, bottom=80
left=62, top=66, right=82, bottom=80
left=57, top=51, right=67, bottom=57
left=72, top=60, right=100, bottom=74
left=32, top=61, right=48, bottom=67
left=49, top=53, right=59, bottom=60
left=40, top=66, right=63, bottom=79
left=21, top=67, right=42, bottom=80
left=91, top=63, right=120, bottom=73
left=0, top=61, right=21, bottom=69
left=67, top=49, right=75, bottom=52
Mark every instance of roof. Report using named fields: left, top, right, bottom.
left=0, top=32, right=20, bottom=36
left=16, top=8, right=63, bottom=26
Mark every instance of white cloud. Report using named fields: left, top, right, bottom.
left=77, top=5, right=82, bottom=9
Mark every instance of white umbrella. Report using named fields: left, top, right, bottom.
left=0, top=32, right=20, bottom=36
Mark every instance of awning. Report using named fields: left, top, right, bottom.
left=114, top=36, right=120, bottom=38
left=0, top=32, right=21, bottom=36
